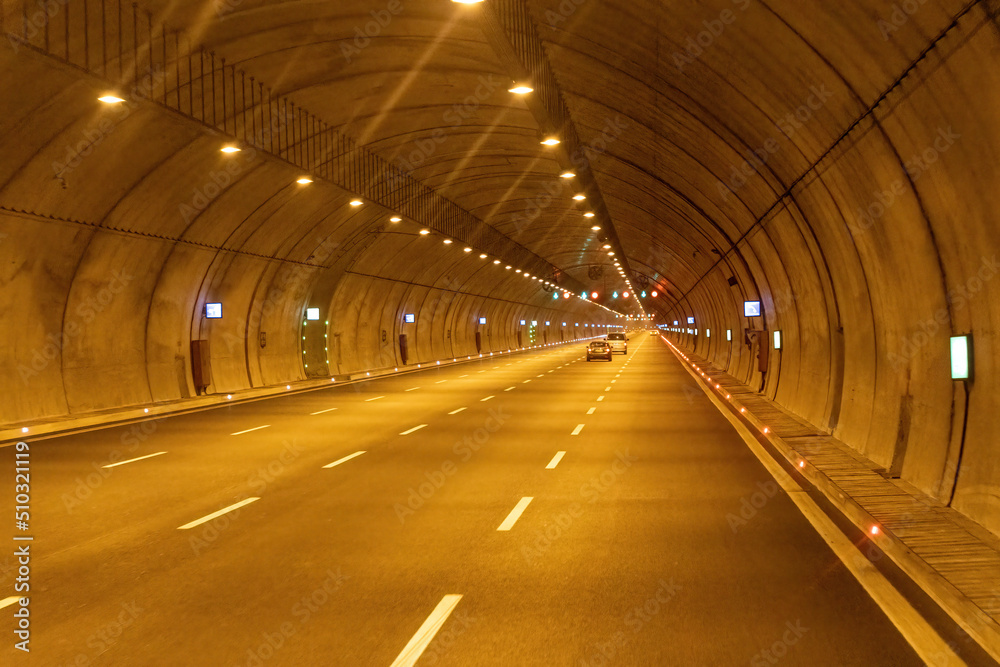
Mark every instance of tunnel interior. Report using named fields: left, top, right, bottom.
left=1, top=0, right=998, bottom=544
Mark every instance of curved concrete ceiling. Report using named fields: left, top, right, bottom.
left=1, top=0, right=999, bottom=538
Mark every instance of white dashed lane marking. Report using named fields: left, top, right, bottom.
left=231, top=425, right=270, bottom=436
left=323, top=451, right=366, bottom=469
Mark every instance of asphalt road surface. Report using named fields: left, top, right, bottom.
left=0, top=336, right=925, bottom=666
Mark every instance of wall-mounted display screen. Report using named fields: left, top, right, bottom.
left=744, top=301, right=762, bottom=317
left=479, top=317, right=487, bottom=325
left=404, top=314, right=415, bottom=323
left=951, top=335, right=971, bottom=380
left=205, top=303, right=222, bottom=319
left=306, top=307, right=320, bottom=321
left=687, top=317, right=695, bottom=324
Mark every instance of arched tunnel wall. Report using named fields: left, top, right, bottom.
left=0, top=46, right=611, bottom=426
left=661, top=8, right=1000, bottom=537
left=0, top=205, right=611, bottom=424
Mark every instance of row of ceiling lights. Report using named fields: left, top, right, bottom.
left=196, top=123, right=626, bottom=320
left=99, top=85, right=646, bottom=317
left=413, top=17, right=638, bottom=314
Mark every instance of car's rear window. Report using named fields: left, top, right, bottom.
left=607, top=333, right=625, bottom=340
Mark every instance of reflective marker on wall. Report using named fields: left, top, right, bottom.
left=706, top=329, right=711, bottom=338
left=727, top=329, right=732, bottom=341
left=950, top=335, right=972, bottom=380
left=205, top=303, right=223, bottom=319
left=774, top=331, right=782, bottom=350
left=306, top=307, right=320, bottom=321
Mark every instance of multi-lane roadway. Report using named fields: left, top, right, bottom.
left=1, top=336, right=929, bottom=665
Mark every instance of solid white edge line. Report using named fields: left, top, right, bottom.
left=400, top=424, right=428, bottom=435
left=546, top=452, right=566, bottom=469
left=323, top=451, right=366, bottom=469
left=102, top=451, right=167, bottom=469
left=448, top=407, right=466, bottom=415
left=178, top=497, right=259, bottom=530
left=683, top=358, right=965, bottom=666
left=389, top=594, right=464, bottom=667
left=571, top=424, right=585, bottom=436
left=310, top=407, right=339, bottom=415
left=230, top=425, right=270, bottom=436
left=497, top=497, right=534, bottom=531
left=0, top=596, right=24, bottom=610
